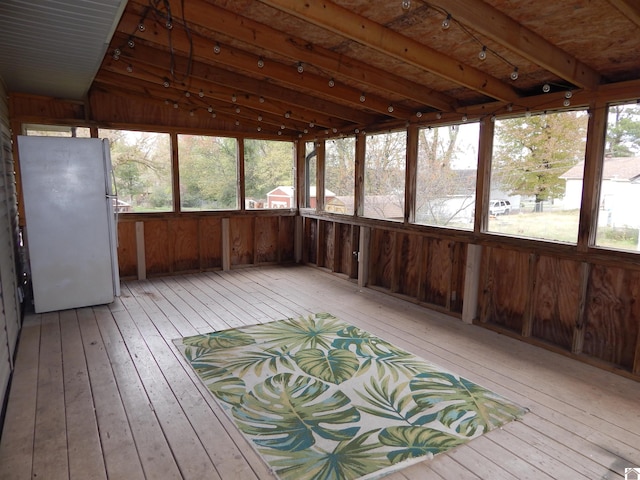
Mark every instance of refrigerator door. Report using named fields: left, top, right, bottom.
left=18, top=136, right=119, bottom=313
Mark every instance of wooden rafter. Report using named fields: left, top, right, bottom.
left=427, top=0, right=601, bottom=90
left=102, top=40, right=377, bottom=127
left=113, top=17, right=416, bottom=120
left=127, top=0, right=455, bottom=112
left=258, top=0, right=520, bottom=103
left=608, top=0, right=640, bottom=28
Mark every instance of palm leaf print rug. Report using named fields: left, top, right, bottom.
left=173, top=313, right=526, bottom=480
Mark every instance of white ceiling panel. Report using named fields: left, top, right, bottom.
left=0, top=0, right=127, bottom=100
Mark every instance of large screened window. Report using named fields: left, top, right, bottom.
left=363, top=130, right=406, bottom=221
left=488, top=110, right=588, bottom=242
left=244, top=139, right=294, bottom=209
left=595, top=102, right=640, bottom=251
left=178, top=135, right=238, bottom=211
left=25, top=124, right=91, bottom=138
left=325, top=136, right=355, bottom=215
left=415, top=123, right=478, bottom=229
left=99, top=129, right=172, bottom=212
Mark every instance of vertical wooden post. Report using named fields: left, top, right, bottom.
left=461, top=243, right=482, bottom=324
left=170, top=132, right=180, bottom=212
left=354, top=132, right=365, bottom=217
left=577, top=101, right=607, bottom=252
left=315, top=140, right=325, bottom=212
left=475, top=118, right=494, bottom=233
left=135, top=221, right=146, bottom=280
left=404, top=124, right=418, bottom=224
left=358, top=226, right=370, bottom=288
left=238, top=137, right=246, bottom=210
left=295, top=140, right=306, bottom=209
left=222, top=218, right=231, bottom=271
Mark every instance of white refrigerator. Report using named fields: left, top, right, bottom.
left=18, top=136, right=120, bottom=313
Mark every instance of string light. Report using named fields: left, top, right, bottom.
left=207, top=106, right=213, bottom=112
left=185, top=91, right=190, bottom=97
left=198, top=89, right=204, bottom=98
left=332, top=127, right=338, bottom=133
left=259, top=96, right=265, bottom=103
left=257, top=57, right=264, bottom=68
left=510, top=67, right=519, bottom=81
left=442, top=14, right=451, bottom=30
left=173, top=102, right=179, bottom=108
left=235, top=107, right=241, bottom=113
left=297, top=62, right=304, bottom=73
left=359, top=93, right=366, bottom=102
left=543, top=83, right=551, bottom=93
left=163, top=78, right=170, bottom=88
left=401, top=0, right=411, bottom=10
left=563, top=98, right=571, bottom=107
left=436, top=112, right=442, bottom=119
left=478, top=46, right=487, bottom=61
left=138, top=23, right=145, bottom=32
left=127, top=38, right=135, bottom=49
left=462, top=114, right=468, bottom=122
left=213, top=43, right=221, bottom=54
left=258, top=115, right=263, bottom=121
left=231, top=94, right=237, bottom=102
left=126, top=64, right=133, bottom=73
left=565, top=90, right=573, bottom=99
left=211, top=112, right=216, bottom=118
left=416, top=111, right=422, bottom=118
left=328, top=78, right=335, bottom=87
left=284, top=111, right=291, bottom=118
left=387, top=105, right=394, bottom=113
left=278, top=131, right=282, bottom=136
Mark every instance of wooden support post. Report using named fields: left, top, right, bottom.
left=404, top=124, right=418, bottom=224
left=315, top=140, right=325, bottom=212
left=222, top=218, right=231, bottom=271
left=572, top=262, right=591, bottom=354
left=354, top=133, right=365, bottom=217
left=358, top=226, right=370, bottom=288
left=461, top=243, right=482, bottom=324
left=475, top=118, right=494, bottom=233
left=135, top=221, right=146, bottom=280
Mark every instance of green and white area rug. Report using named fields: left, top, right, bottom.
left=174, top=313, right=526, bottom=480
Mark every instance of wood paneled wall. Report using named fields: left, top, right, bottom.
left=303, top=213, right=640, bottom=380
left=118, top=213, right=295, bottom=279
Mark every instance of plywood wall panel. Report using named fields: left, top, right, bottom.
left=336, top=223, right=355, bottom=276
left=449, top=242, right=467, bottom=313
left=532, top=256, right=581, bottom=350
left=320, top=221, right=335, bottom=269
left=117, top=221, right=137, bottom=278
left=396, top=232, right=421, bottom=298
left=255, top=216, right=279, bottom=264
left=230, top=217, right=254, bottom=266
left=583, top=265, right=640, bottom=369
left=278, top=216, right=295, bottom=262
left=144, top=220, right=170, bottom=276
left=304, top=218, right=317, bottom=265
left=422, top=238, right=452, bottom=307
left=369, top=228, right=394, bottom=290
left=171, top=218, right=199, bottom=272
left=199, top=217, right=222, bottom=270
left=481, top=247, right=528, bottom=333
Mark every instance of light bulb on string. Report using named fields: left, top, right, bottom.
left=138, top=23, right=145, bottom=32
left=213, top=43, right=221, bottom=54
left=199, top=89, right=204, bottom=98
left=565, top=90, right=573, bottom=99
left=542, top=83, right=551, bottom=93
left=563, top=99, right=571, bottom=107
left=442, top=14, right=451, bottom=30
left=387, top=105, right=394, bottom=113
left=259, top=96, right=265, bottom=103
left=257, top=57, right=264, bottom=68
left=127, top=38, right=135, bottom=48
left=208, top=106, right=213, bottom=113
left=297, top=62, right=304, bottom=73
left=359, top=93, right=366, bottom=102
left=402, top=0, right=411, bottom=10
left=416, top=111, right=422, bottom=118
left=478, top=46, right=487, bottom=61
left=510, top=67, right=519, bottom=81
left=126, top=64, right=133, bottom=73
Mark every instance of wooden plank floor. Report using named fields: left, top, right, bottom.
left=1, top=265, right=640, bottom=479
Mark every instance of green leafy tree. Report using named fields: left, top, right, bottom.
left=178, top=135, right=238, bottom=209
left=493, top=111, right=588, bottom=212
left=244, top=139, right=294, bottom=202
left=102, top=129, right=172, bottom=211
left=606, top=104, right=640, bottom=157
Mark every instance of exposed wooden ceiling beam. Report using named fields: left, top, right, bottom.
left=258, top=0, right=520, bottom=103
left=103, top=43, right=377, bottom=127
left=113, top=19, right=416, bottom=120
left=127, top=0, right=455, bottom=112
left=427, top=0, right=601, bottom=90
left=608, top=0, right=640, bottom=28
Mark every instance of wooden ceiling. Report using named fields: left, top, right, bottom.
left=93, top=0, right=640, bottom=137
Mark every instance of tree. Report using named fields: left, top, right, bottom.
left=606, top=104, right=640, bottom=157
left=364, top=131, right=406, bottom=219
left=493, top=111, right=588, bottom=212
left=244, top=139, right=294, bottom=201
left=415, top=124, right=477, bottom=226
